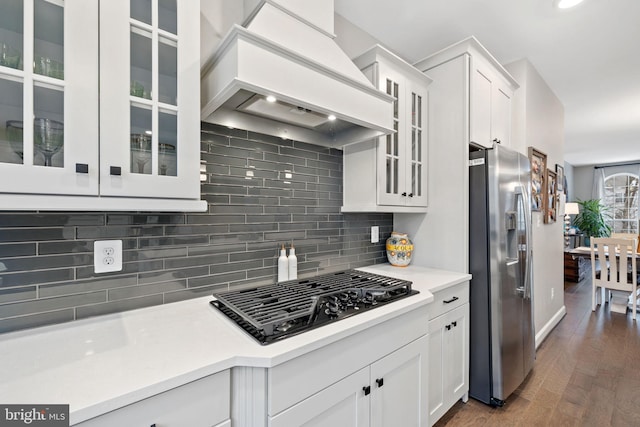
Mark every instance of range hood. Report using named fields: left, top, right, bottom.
left=200, top=0, right=394, bottom=148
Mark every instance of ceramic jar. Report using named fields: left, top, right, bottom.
left=386, top=232, right=414, bottom=267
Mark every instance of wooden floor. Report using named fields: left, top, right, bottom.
left=435, top=277, right=640, bottom=427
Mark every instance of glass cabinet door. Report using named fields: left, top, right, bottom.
left=409, top=92, right=425, bottom=202
left=378, top=76, right=404, bottom=206
left=0, top=0, right=99, bottom=196
left=99, top=0, right=200, bottom=200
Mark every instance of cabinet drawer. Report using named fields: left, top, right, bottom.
left=428, top=282, right=469, bottom=320
left=75, top=370, right=230, bottom=427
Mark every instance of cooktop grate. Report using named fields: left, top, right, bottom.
left=211, top=269, right=415, bottom=342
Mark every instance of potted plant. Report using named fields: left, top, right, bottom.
left=572, top=199, right=611, bottom=245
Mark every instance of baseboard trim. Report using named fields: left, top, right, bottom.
left=535, top=305, right=566, bottom=349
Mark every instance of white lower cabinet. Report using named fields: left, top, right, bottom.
left=427, top=283, right=469, bottom=425
left=74, top=370, right=230, bottom=427
left=229, top=304, right=430, bottom=427
left=370, top=335, right=428, bottom=427
left=271, top=335, right=428, bottom=427
left=270, top=367, right=370, bottom=427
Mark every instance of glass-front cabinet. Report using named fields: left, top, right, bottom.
left=378, top=75, right=427, bottom=207
left=0, top=0, right=203, bottom=210
left=0, top=0, right=99, bottom=196
left=342, top=45, right=431, bottom=213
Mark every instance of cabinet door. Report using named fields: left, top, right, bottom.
left=376, top=70, right=406, bottom=207
left=491, top=81, right=512, bottom=147
left=427, top=313, right=446, bottom=423
left=469, top=60, right=492, bottom=148
left=0, top=0, right=99, bottom=196
left=405, top=80, right=427, bottom=207
left=270, top=367, right=369, bottom=427
left=445, top=304, right=469, bottom=403
left=370, top=335, right=429, bottom=427
left=428, top=304, right=469, bottom=425
left=99, top=0, right=200, bottom=200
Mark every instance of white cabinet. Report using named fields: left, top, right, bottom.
left=0, top=0, right=205, bottom=211
left=370, top=335, right=428, bottom=427
left=427, top=282, right=469, bottom=425
left=0, top=0, right=99, bottom=196
left=270, top=367, right=370, bottom=427
left=470, top=56, right=514, bottom=148
left=395, top=36, right=519, bottom=272
left=343, top=45, right=432, bottom=213
left=75, top=370, right=231, bottom=427
left=271, top=336, right=429, bottom=427
left=231, top=303, right=430, bottom=427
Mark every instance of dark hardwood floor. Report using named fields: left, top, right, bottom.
left=435, top=278, right=640, bottom=427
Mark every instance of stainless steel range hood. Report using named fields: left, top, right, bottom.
left=200, top=0, right=394, bottom=148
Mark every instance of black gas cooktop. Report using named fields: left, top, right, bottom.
left=211, top=269, right=417, bottom=345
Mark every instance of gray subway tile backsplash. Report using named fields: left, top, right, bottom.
left=0, top=123, right=393, bottom=334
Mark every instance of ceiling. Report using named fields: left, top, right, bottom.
left=334, top=0, right=640, bottom=167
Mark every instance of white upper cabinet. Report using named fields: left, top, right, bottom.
left=415, top=36, right=518, bottom=150
left=0, top=0, right=205, bottom=211
left=0, top=0, right=99, bottom=196
left=470, top=56, right=514, bottom=148
left=100, top=0, right=201, bottom=202
left=343, top=45, right=432, bottom=213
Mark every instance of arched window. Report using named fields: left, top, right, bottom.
left=603, top=173, right=639, bottom=234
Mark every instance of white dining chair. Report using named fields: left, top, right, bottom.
left=590, top=237, right=638, bottom=320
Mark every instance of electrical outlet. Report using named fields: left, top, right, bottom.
left=94, top=240, right=123, bottom=273
left=371, top=226, right=379, bottom=243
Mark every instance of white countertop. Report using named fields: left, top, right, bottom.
left=0, top=264, right=470, bottom=425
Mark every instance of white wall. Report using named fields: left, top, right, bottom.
left=334, top=13, right=382, bottom=58
left=505, top=59, right=566, bottom=346
left=200, top=0, right=244, bottom=67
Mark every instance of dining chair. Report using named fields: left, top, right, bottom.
left=590, top=237, right=638, bottom=320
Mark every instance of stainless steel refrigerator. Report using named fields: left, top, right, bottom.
left=468, top=143, right=535, bottom=406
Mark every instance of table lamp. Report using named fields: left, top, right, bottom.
left=564, top=202, right=580, bottom=248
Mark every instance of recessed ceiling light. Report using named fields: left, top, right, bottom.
left=327, top=114, right=336, bottom=121
left=266, top=95, right=277, bottom=103
left=555, top=0, right=585, bottom=9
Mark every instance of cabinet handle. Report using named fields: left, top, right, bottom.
left=408, top=193, right=414, bottom=197
left=110, top=166, right=122, bottom=176
left=401, top=192, right=407, bottom=197
left=376, top=378, right=384, bottom=388
left=363, top=385, right=371, bottom=396
left=493, top=138, right=501, bottom=144
left=443, top=296, right=459, bottom=304
left=445, top=324, right=452, bottom=331
left=452, top=321, right=457, bottom=327
left=75, top=163, right=89, bottom=174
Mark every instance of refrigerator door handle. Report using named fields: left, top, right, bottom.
left=516, top=184, right=533, bottom=300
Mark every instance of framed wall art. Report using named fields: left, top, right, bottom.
left=528, top=147, right=547, bottom=212
left=555, top=164, right=565, bottom=193
left=544, top=169, right=557, bottom=224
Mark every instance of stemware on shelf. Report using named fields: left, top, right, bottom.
left=130, top=133, right=152, bottom=174
left=6, top=120, right=24, bottom=161
left=33, top=118, right=64, bottom=167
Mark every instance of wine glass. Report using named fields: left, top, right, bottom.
left=5, top=120, right=24, bottom=162
left=130, top=133, right=152, bottom=174
left=158, top=143, right=176, bottom=176
left=33, top=118, right=64, bottom=167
